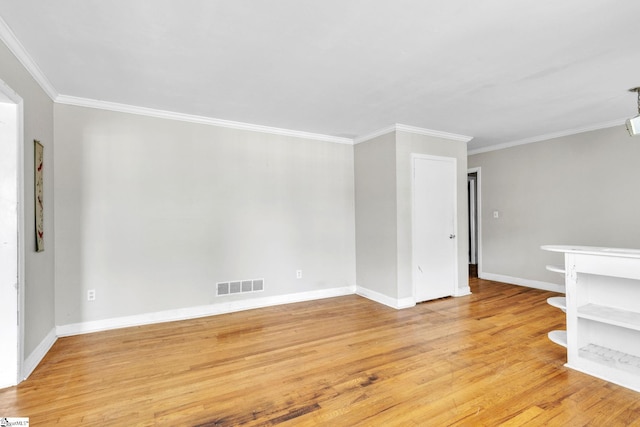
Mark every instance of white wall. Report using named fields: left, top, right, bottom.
left=54, top=104, right=356, bottom=326
left=0, top=40, right=55, bottom=360
left=468, top=125, right=640, bottom=289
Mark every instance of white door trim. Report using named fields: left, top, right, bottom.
left=468, top=167, right=482, bottom=278
left=411, top=153, right=458, bottom=302
left=0, top=78, right=25, bottom=386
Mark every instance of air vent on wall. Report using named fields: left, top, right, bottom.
left=217, top=278, right=264, bottom=296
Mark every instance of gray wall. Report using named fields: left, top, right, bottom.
left=0, top=40, right=55, bottom=357
left=354, top=132, right=398, bottom=298
left=468, top=125, right=640, bottom=288
left=54, top=104, right=356, bottom=325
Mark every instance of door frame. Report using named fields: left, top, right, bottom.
left=468, top=167, right=482, bottom=277
left=411, top=153, right=458, bottom=302
left=468, top=173, right=477, bottom=264
left=0, top=78, right=25, bottom=387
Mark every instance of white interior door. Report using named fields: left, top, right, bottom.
left=413, top=155, right=457, bottom=302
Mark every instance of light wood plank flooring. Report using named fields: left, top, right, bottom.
left=2, top=278, right=640, bottom=426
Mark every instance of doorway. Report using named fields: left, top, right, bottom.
left=468, top=168, right=480, bottom=278
left=0, top=80, right=24, bottom=388
left=412, top=154, right=458, bottom=302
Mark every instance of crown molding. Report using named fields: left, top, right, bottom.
left=55, top=95, right=477, bottom=147
left=55, top=95, right=354, bottom=145
left=467, top=118, right=626, bottom=155
left=395, top=123, right=473, bottom=142
left=0, top=15, right=58, bottom=100
left=354, top=123, right=473, bottom=144
left=353, top=124, right=397, bottom=144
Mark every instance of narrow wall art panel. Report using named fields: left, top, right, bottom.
left=34, top=139, right=44, bottom=252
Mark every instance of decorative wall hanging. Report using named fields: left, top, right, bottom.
left=34, top=139, right=44, bottom=252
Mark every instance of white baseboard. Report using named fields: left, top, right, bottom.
left=356, top=286, right=415, bottom=309
left=23, top=327, right=57, bottom=380
left=396, top=296, right=415, bottom=309
left=480, top=272, right=565, bottom=293
left=57, top=285, right=357, bottom=337
left=455, top=285, right=472, bottom=297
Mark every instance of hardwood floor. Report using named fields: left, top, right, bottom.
left=2, top=278, right=640, bottom=426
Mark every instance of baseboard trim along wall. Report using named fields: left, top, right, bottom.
left=23, top=327, right=57, bottom=381
left=455, top=285, right=472, bottom=297
left=480, top=272, right=565, bottom=294
left=356, top=286, right=416, bottom=309
left=27, top=282, right=472, bottom=377
left=56, top=286, right=357, bottom=337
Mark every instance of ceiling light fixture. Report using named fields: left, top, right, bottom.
left=626, top=87, right=640, bottom=136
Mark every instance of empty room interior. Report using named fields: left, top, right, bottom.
left=2, top=1, right=640, bottom=425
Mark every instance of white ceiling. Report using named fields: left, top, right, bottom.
left=1, top=0, right=640, bottom=151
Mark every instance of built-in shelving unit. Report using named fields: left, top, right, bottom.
left=578, top=304, right=640, bottom=331
left=546, top=265, right=565, bottom=274
left=547, top=296, right=566, bottom=312
left=542, top=245, right=640, bottom=392
left=548, top=330, right=567, bottom=348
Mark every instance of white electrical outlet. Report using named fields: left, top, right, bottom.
left=87, top=289, right=96, bottom=301
left=296, top=270, right=302, bottom=279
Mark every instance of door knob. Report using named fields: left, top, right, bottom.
left=449, top=234, right=456, bottom=239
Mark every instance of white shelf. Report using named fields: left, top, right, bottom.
left=578, top=304, right=640, bottom=332
left=542, top=244, right=640, bottom=392
left=547, top=297, right=566, bottom=312
left=541, top=245, right=640, bottom=259
left=546, top=264, right=565, bottom=274
left=579, top=343, right=640, bottom=376
left=548, top=330, right=567, bottom=348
